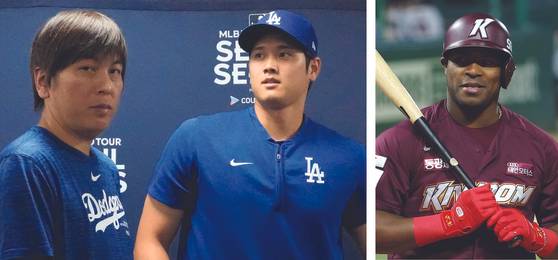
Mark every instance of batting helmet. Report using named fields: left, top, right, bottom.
left=441, top=13, right=516, bottom=88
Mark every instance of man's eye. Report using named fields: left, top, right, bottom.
left=251, top=52, right=263, bottom=59
left=478, top=59, right=500, bottom=67
left=79, top=66, right=96, bottom=72
left=449, top=54, right=501, bottom=68
left=450, top=56, right=468, bottom=66
left=279, top=51, right=292, bottom=58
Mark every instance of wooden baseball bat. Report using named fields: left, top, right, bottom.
left=375, top=50, right=474, bottom=188
left=375, top=49, right=522, bottom=246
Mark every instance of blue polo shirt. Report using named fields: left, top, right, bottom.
left=0, top=127, right=132, bottom=259
left=149, top=107, right=365, bottom=259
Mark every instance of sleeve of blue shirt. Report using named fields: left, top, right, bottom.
left=148, top=119, right=199, bottom=210
left=0, top=155, right=56, bottom=259
left=342, top=144, right=366, bottom=229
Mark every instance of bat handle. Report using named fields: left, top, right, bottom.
left=413, top=118, right=475, bottom=187
left=509, top=235, right=523, bottom=248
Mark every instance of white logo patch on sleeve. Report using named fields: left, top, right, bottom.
left=375, top=155, right=387, bottom=169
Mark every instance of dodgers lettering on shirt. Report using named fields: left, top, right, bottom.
left=82, top=190, right=126, bottom=232
left=0, top=127, right=132, bottom=259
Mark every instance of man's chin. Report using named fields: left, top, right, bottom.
left=454, top=99, right=492, bottom=114
left=455, top=95, right=489, bottom=108
left=79, top=124, right=110, bottom=141
left=256, top=97, right=288, bottom=110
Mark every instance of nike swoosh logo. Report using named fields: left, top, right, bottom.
left=230, top=159, right=253, bottom=167
left=91, top=172, right=101, bottom=182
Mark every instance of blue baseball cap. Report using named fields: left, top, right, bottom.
left=239, top=10, right=318, bottom=58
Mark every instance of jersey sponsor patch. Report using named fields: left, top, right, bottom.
left=420, top=181, right=535, bottom=212
left=375, top=155, right=387, bottom=169
left=424, top=158, right=449, bottom=171
left=506, top=162, right=534, bottom=177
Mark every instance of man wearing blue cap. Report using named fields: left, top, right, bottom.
left=134, top=10, right=366, bottom=259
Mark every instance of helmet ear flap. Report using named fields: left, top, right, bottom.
left=501, top=58, right=516, bottom=89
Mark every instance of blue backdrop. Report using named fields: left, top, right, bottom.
left=0, top=1, right=366, bottom=258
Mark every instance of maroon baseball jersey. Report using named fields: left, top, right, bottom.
left=376, top=100, right=558, bottom=259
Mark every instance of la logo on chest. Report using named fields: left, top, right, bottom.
left=305, top=157, right=325, bottom=184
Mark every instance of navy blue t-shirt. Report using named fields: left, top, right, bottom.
left=149, top=107, right=366, bottom=259
left=0, top=127, right=132, bottom=259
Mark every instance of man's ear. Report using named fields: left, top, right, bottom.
left=34, top=67, right=50, bottom=99
left=440, top=58, right=448, bottom=75
left=308, top=57, right=321, bottom=82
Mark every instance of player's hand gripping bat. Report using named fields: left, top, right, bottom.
left=375, top=50, right=522, bottom=246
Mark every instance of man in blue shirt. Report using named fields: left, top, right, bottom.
left=0, top=10, right=132, bottom=259
left=134, top=10, right=366, bottom=259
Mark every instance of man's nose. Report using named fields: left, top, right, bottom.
left=97, top=70, right=116, bottom=95
left=464, top=62, right=483, bottom=78
left=263, top=56, right=278, bottom=74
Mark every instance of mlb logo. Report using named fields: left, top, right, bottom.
left=248, top=13, right=267, bottom=25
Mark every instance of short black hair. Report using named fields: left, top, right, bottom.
left=30, top=10, right=127, bottom=111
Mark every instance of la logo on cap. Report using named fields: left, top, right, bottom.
left=266, top=11, right=281, bottom=25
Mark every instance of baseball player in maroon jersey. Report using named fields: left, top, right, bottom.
left=376, top=13, right=558, bottom=259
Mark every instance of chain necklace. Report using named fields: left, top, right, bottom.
left=497, top=105, right=502, bottom=119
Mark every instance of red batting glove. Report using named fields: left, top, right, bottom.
left=487, top=208, right=558, bottom=257
left=413, top=185, right=498, bottom=246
